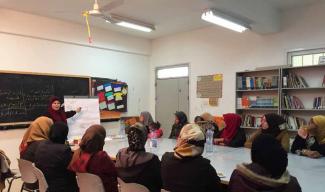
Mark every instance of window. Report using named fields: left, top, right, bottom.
left=157, top=66, right=189, bottom=79
left=288, top=48, right=325, bottom=67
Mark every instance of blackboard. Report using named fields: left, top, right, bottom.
left=0, top=71, right=90, bottom=126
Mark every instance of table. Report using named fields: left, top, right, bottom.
left=104, top=138, right=325, bottom=192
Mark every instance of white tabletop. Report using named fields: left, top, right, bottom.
left=104, top=138, right=325, bottom=192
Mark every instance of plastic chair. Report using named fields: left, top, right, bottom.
left=32, top=166, right=48, bottom=192
left=76, top=172, right=105, bottom=192
left=17, top=159, right=38, bottom=192
left=0, top=154, right=21, bottom=192
left=117, top=177, right=149, bottom=192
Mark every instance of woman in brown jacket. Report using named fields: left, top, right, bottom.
left=244, top=113, right=290, bottom=152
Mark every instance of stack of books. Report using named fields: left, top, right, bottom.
left=313, top=96, right=325, bottom=109
left=242, top=115, right=263, bottom=128
left=237, top=76, right=278, bottom=90
left=238, top=96, right=278, bottom=108
left=283, top=114, right=307, bottom=130
left=282, top=95, right=304, bottom=109
left=283, top=72, right=308, bottom=88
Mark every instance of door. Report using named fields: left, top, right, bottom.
left=156, top=77, right=189, bottom=138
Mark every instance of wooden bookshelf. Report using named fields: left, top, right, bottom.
left=237, top=64, right=325, bottom=133
left=280, top=64, right=325, bottom=131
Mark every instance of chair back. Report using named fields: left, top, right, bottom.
left=32, top=166, right=48, bottom=192
left=76, top=172, right=105, bottom=192
left=117, top=177, right=149, bottom=192
left=17, top=159, right=37, bottom=184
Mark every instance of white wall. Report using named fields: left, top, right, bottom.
left=0, top=9, right=151, bottom=167
left=149, top=1, right=325, bottom=121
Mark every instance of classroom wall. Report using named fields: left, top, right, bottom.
left=0, top=9, right=151, bottom=167
left=149, top=1, right=325, bottom=121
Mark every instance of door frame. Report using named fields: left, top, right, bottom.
left=155, top=63, right=190, bottom=121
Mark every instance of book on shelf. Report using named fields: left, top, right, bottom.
left=322, top=75, right=325, bottom=87
left=238, top=96, right=278, bottom=109
left=237, top=76, right=278, bottom=90
left=242, top=114, right=262, bottom=128
left=283, top=95, right=304, bottom=109
left=313, top=96, right=325, bottom=109
left=283, top=114, right=307, bottom=130
left=284, top=72, right=308, bottom=88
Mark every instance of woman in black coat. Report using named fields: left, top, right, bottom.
left=34, top=122, right=78, bottom=192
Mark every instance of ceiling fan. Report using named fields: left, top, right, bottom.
left=86, top=0, right=124, bottom=23
left=84, top=0, right=155, bottom=32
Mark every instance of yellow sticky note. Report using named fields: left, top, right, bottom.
left=213, top=74, right=223, bottom=81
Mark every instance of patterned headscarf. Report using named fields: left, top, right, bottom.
left=312, top=115, right=325, bottom=144
left=174, top=124, right=206, bottom=159
left=140, top=111, right=154, bottom=127
left=127, top=123, right=148, bottom=151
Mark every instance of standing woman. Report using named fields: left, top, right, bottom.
left=291, top=115, right=325, bottom=158
left=47, top=96, right=81, bottom=124
left=169, top=111, right=188, bottom=139
left=69, top=125, right=118, bottom=192
left=244, top=113, right=290, bottom=152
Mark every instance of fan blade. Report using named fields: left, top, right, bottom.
left=99, top=0, right=124, bottom=12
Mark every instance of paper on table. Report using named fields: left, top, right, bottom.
left=107, top=95, right=114, bottom=101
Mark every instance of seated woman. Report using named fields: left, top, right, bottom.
left=115, top=123, right=162, bottom=192
left=169, top=111, right=188, bottom=139
left=0, top=150, right=13, bottom=191
left=291, top=115, right=325, bottom=158
left=148, top=121, right=163, bottom=139
left=46, top=96, right=81, bottom=124
left=214, top=113, right=246, bottom=147
left=244, top=113, right=290, bottom=152
left=161, top=124, right=221, bottom=192
left=229, top=134, right=301, bottom=192
left=34, top=122, right=78, bottom=192
left=139, top=111, right=154, bottom=132
left=20, top=116, right=53, bottom=162
left=194, top=116, right=204, bottom=123
left=201, top=112, right=226, bottom=138
left=69, top=125, right=118, bottom=192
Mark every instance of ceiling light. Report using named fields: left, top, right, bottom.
left=116, top=21, right=153, bottom=32
left=109, top=14, right=155, bottom=33
left=201, top=9, right=249, bottom=33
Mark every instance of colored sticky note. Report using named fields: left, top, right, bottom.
left=107, top=95, right=114, bottom=101
left=105, top=85, right=112, bottom=92
left=99, top=101, right=107, bottom=109
left=105, top=92, right=113, bottom=97
left=213, top=74, right=223, bottom=81
left=97, top=85, right=104, bottom=91
left=117, top=105, right=124, bottom=109
left=107, top=103, right=115, bottom=110
left=114, top=87, right=121, bottom=92
left=114, top=92, right=123, bottom=101
left=98, top=92, right=105, bottom=102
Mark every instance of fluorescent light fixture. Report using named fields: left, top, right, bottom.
left=116, top=21, right=153, bottom=32
left=201, top=9, right=249, bottom=33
